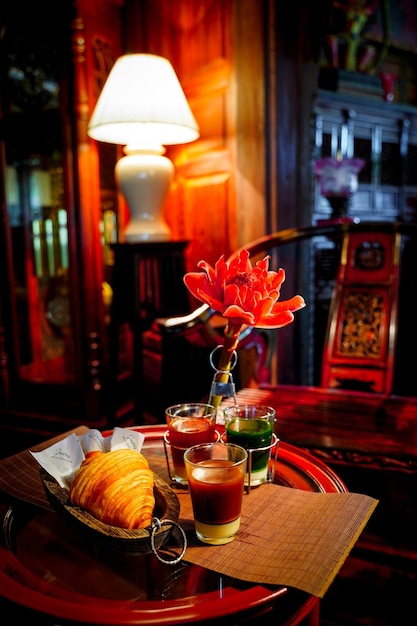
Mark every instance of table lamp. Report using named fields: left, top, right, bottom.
left=88, top=53, right=199, bottom=242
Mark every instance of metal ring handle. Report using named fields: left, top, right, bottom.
left=149, top=517, right=187, bottom=565
left=209, top=345, right=238, bottom=373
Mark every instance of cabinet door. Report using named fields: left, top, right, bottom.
left=0, top=3, right=78, bottom=411
left=0, top=0, right=122, bottom=424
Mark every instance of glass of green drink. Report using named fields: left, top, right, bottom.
left=223, top=404, right=278, bottom=488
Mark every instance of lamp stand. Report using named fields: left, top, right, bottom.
left=116, top=147, right=173, bottom=242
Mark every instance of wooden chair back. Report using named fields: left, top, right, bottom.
left=145, top=221, right=417, bottom=422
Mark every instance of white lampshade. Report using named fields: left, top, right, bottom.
left=88, top=53, right=199, bottom=241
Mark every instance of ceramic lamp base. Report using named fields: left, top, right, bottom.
left=117, top=147, right=173, bottom=242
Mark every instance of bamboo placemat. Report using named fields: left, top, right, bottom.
left=176, top=482, right=377, bottom=597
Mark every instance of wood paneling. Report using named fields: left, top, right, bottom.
left=124, top=0, right=267, bottom=275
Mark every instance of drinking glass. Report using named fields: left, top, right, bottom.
left=184, top=442, right=247, bottom=545
left=164, top=403, right=218, bottom=485
left=223, top=404, right=278, bottom=487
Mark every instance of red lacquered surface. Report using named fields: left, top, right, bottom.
left=0, top=425, right=347, bottom=625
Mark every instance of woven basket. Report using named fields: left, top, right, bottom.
left=40, top=467, right=180, bottom=555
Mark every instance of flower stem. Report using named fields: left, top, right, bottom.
left=208, top=322, right=242, bottom=410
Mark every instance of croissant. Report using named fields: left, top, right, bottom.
left=69, top=449, right=155, bottom=529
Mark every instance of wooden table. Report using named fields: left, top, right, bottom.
left=229, top=385, right=417, bottom=471
left=0, top=424, right=347, bottom=625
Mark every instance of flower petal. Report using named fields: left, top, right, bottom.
left=183, top=249, right=306, bottom=330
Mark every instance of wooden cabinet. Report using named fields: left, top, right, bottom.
left=0, top=0, right=123, bottom=438
left=312, top=89, right=417, bottom=224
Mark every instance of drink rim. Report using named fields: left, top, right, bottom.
left=166, top=403, right=217, bottom=418
left=223, top=404, right=275, bottom=419
left=163, top=429, right=221, bottom=451
left=183, top=441, right=248, bottom=466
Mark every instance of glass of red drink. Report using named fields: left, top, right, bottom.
left=164, top=403, right=218, bottom=485
left=184, top=442, right=247, bottom=545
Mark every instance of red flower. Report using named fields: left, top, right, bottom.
left=184, top=249, right=305, bottom=329
left=184, top=250, right=306, bottom=408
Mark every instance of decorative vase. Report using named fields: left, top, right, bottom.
left=314, top=157, right=365, bottom=220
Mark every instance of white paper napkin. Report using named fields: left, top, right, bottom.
left=30, top=427, right=145, bottom=489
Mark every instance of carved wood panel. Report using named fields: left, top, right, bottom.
left=322, top=229, right=400, bottom=394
